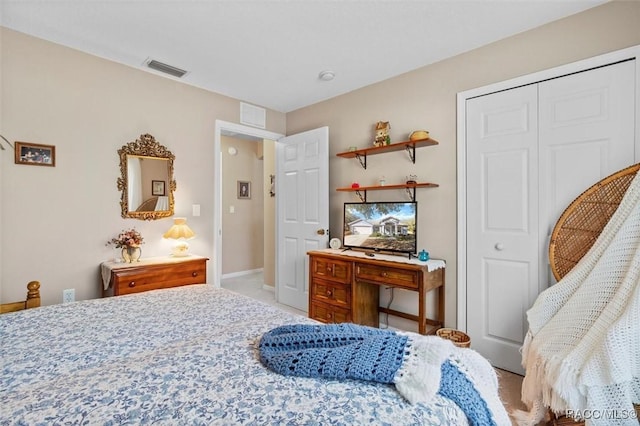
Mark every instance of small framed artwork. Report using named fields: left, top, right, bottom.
left=238, top=180, right=251, bottom=199
left=152, top=180, right=166, bottom=196
left=15, top=142, right=55, bottom=167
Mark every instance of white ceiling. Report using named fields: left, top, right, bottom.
left=1, top=0, right=607, bottom=113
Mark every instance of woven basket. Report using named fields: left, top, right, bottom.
left=436, top=328, right=470, bottom=348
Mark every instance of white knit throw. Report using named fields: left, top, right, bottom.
left=515, top=173, right=640, bottom=426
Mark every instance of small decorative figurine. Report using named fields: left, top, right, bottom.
left=351, top=182, right=360, bottom=189
left=374, top=121, right=391, bottom=147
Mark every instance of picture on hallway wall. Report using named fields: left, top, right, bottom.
left=15, top=142, right=55, bottom=167
left=152, top=180, right=166, bottom=196
left=238, top=181, right=251, bottom=199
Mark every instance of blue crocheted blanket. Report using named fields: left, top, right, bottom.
left=259, top=323, right=509, bottom=426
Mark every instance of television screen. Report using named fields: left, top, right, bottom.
left=343, top=201, right=417, bottom=255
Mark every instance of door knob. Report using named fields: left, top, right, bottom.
left=316, top=229, right=326, bottom=235
left=495, top=243, right=505, bottom=251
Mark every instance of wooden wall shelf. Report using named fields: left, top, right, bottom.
left=336, top=138, right=438, bottom=169
left=336, top=182, right=439, bottom=202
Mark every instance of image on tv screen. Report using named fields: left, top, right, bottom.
left=343, top=202, right=417, bottom=254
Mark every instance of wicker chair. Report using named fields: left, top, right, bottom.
left=547, top=163, right=640, bottom=425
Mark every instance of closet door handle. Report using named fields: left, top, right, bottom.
left=495, top=243, right=505, bottom=251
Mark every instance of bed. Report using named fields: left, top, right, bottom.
left=1, top=285, right=505, bottom=425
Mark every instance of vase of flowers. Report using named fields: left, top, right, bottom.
left=106, top=228, right=144, bottom=263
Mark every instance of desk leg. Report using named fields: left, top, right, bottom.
left=438, top=269, right=445, bottom=327
left=418, top=284, right=425, bottom=335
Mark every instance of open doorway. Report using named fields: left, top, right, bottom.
left=214, top=121, right=305, bottom=314
left=219, top=134, right=275, bottom=296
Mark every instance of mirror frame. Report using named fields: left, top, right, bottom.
left=117, top=133, right=176, bottom=220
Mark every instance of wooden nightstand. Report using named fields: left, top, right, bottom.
left=100, top=255, right=208, bottom=297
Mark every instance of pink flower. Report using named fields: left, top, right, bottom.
left=106, top=228, right=144, bottom=248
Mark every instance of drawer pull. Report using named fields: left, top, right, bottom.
left=192, top=272, right=198, bottom=277
left=381, top=272, right=388, bottom=277
left=128, top=281, right=136, bottom=287
left=326, top=290, right=333, bottom=297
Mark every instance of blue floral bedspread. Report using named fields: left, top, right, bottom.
left=0, top=285, right=468, bottom=425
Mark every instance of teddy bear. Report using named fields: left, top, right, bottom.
left=374, top=121, right=391, bottom=147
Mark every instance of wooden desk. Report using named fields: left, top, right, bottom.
left=101, top=255, right=208, bottom=297
left=307, top=249, right=444, bottom=335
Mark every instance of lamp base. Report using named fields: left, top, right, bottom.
left=171, top=242, right=190, bottom=257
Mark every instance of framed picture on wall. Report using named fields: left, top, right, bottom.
left=238, top=181, right=251, bottom=199
left=152, top=180, right=166, bottom=196
left=15, top=142, right=55, bottom=167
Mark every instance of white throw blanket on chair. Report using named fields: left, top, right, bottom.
left=515, top=173, right=640, bottom=426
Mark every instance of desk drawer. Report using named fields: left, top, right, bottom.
left=310, top=279, right=350, bottom=308
left=355, top=263, right=419, bottom=290
left=310, top=300, right=351, bottom=324
left=114, top=261, right=206, bottom=295
left=310, top=256, right=351, bottom=284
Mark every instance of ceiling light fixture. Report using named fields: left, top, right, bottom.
left=318, top=70, right=335, bottom=81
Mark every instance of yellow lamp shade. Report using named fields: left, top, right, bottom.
left=163, top=218, right=195, bottom=256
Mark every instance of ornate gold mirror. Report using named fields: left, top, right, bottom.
left=117, top=133, right=176, bottom=220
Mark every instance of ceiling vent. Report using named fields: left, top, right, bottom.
left=146, top=59, right=188, bottom=78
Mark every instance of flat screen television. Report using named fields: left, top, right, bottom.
left=342, top=201, right=417, bottom=256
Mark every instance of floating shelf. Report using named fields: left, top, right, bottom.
left=336, top=138, right=438, bottom=169
left=336, top=182, right=439, bottom=202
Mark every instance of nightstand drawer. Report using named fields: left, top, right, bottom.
left=108, top=258, right=207, bottom=296
left=310, top=279, right=350, bottom=308
left=310, top=256, right=351, bottom=284
left=355, top=263, right=419, bottom=290
left=310, top=300, right=351, bottom=324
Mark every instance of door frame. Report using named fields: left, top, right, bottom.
left=213, top=120, right=284, bottom=287
left=456, top=45, right=640, bottom=331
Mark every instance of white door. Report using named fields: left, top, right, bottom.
left=276, top=127, right=329, bottom=311
left=466, top=85, right=539, bottom=375
left=466, top=60, right=636, bottom=374
left=538, top=61, right=636, bottom=286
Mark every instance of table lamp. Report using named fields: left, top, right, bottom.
left=163, top=217, right=195, bottom=256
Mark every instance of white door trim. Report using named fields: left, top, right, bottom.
left=213, top=120, right=284, bottom=287
left=456, top=44, right=640, bottom=331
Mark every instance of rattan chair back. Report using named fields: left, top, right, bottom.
left=549, top=163, right=640, bottom=282
left=547, top=163, right=640, bottom=425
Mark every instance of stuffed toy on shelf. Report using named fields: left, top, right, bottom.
left=374, top=121, right=391, bottom=147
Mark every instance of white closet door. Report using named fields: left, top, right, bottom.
left=466, top=60, right=636, bottom=374
left=538, top=60, right=636, bottom=284
left=466, top=85, right=539, bottom=375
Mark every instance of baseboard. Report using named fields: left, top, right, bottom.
left=221, top=268, right=264, bottom=279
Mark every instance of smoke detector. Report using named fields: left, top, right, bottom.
left=318, top=70, right=335, bottom=81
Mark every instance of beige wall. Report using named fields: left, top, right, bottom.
left=286, top=0, right=640, bottom=329
left=220, top=136, right=265, bottom=275
left=262, top=139, right=276, bottom=287
left=0, top=27, right=285, bottom=305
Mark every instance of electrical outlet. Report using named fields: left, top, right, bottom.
left=62, top=288, right=75, bottom=303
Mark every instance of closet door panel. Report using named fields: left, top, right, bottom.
left=539, top=60, right=636, bottom=236
left=466, top=84, right=539, bottom=375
